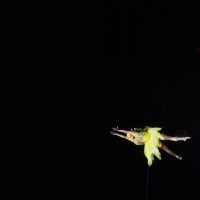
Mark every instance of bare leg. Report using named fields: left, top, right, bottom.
left=161, top=134, right=191, bottom=142
left=160, top=143, right=182, bottom=160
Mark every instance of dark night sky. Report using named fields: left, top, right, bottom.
left=100, top=1, right=200, bottom=200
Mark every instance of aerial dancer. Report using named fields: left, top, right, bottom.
left=111, top=126, right=191, bottom=166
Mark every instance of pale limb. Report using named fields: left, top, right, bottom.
left=112, top=128, right=140, bottom=137
left=111, top=131, right=130, bottom=140
left=160, top=134, right=191, bottom=141
left=160, top=143, right=182, bottom=160
left=110, top=128, right=144, bottom=143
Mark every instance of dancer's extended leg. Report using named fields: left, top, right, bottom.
left=161, top=134, right=191, bottom=142
left=160, top=143, right=182, bottom=160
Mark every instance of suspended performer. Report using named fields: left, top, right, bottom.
left=111, top=126, right=191, bottom=166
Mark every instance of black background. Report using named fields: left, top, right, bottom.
left=99, top=1, right=200, bottom=200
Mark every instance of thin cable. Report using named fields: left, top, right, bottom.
left=145, top=166, right=150, bottom=200
left=146, top=71, right=184, bottom=200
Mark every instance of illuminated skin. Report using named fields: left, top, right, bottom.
left=111, top=127, right=191, bottom=160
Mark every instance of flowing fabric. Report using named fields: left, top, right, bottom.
left=141, top=127, right=164, bottom=166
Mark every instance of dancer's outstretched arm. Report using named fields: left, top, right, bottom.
left=110, top=128, right=144, bottom=143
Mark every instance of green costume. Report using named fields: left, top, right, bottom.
left=134, top=127, right=164, bottom=166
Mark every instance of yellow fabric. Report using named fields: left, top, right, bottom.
left=133, top=140, right=144, bottom=145
left=141, top=127, right=164, bottom=166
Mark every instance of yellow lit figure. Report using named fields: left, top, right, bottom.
left=111, top=126, right=191, bottom=166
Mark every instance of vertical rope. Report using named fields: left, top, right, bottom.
left=145, top=166, right=150, bottom=200
left=145, top=71, right=184, bottom=200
